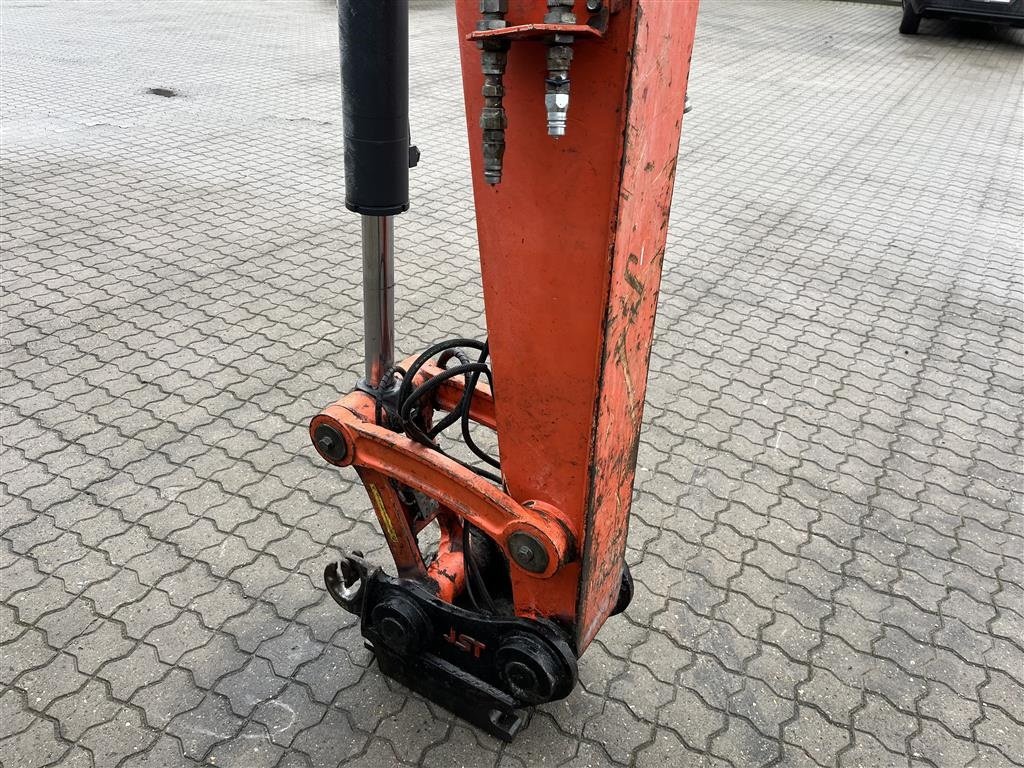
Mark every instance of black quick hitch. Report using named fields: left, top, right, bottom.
left=324, top=554, right=579, bottom=741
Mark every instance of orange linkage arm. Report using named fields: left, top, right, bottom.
left=310, top=372, right=576, bottom=619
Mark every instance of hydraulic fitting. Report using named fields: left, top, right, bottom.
left=544, top=1, right=576, bottom=138
left=478, top=0, right=510, bottom=185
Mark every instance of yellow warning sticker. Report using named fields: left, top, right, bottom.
left=367, top=483, right=397, bottom=543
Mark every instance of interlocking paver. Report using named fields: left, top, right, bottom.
left=98, top=642, right=171, bottom=700
left=146, top=609, right=215, bottom=665
left=14, top=651, right=86, bottom=710
left=207, top=722, right=286, bottom=768
left=2, top=0, right=1021, bottom=766
left=177, top=632, right=247, bottom=689
left=120, top=735, right=204, bottom=768
left=0, top=717, right=69, bottom=768
left=166, top=692, right=245, bottom=761
left=130, top=668, right=204, bottom=730
left=0, top=689, right=36, bottom=740
left=289, top=708, right=367, bottom=767
left=294, top=643, right=366, bottom=705
left=215, top=656, right=288, bottom=717
left=252, top=682, right=328, bottom=748
left=77, top=705, right=158, bottom=766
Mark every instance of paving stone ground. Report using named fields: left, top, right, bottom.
left=2, top=1, right=1022, bottom=766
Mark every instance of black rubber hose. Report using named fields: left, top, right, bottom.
left=396, top=338, right=486, bottom=410
left=460, top=343, right=501, bottom=469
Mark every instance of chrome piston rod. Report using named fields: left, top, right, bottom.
left=361, top=214, right=395, bottom=387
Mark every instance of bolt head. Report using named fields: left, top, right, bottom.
left=507, top=532, right=549, bottom=573
left=312, top=424, right=346, bottom=462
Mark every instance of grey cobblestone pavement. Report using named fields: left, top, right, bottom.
left=2, top=0, right=1022, bottom=766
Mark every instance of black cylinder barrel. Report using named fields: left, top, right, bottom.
left=338, top=0, right=410, bottom=216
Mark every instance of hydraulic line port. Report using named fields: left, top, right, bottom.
left=544, top=0, right=575, bottom=138
left=477, top=0, right=509, bottom=185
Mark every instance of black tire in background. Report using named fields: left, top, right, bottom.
left=900, top=0, right=922, bottom=33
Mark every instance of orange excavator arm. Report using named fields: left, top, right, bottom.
left=311, top=0, right=698, bottom=740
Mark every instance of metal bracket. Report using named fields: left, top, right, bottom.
left=466, top=22, right=604, bottom=42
